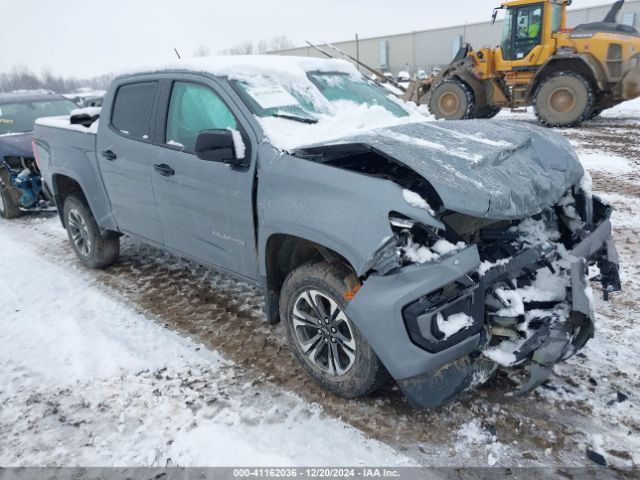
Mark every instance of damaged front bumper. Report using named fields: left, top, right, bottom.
left=345, top=202, right=621, bottom=409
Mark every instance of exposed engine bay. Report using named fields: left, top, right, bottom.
left=0, top=155, right=51, bottom=212
left=382, top=185, right=620, bottom=396
left=294, top=140, right=621, bottom=399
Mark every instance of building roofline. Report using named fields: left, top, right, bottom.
left=270, top=0, right=640, bottom=53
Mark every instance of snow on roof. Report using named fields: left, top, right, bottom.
left=118, top=55, right=359, bottom=81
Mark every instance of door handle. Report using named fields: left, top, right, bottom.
left=154, top=163, right=175, bottom=177
left=101, top=150, right=117, bottom=161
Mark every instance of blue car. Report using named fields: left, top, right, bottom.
left=0, top=91, right=76, bottom=219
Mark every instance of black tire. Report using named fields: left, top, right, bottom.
left=280, top=261, right=389, bottom=398
left=474, top=105, right=502, bottom=119
left=0, top=168, right=23, bottom=219
left=533, top=72, right=594, bottom=128
left=588, top=108, right=603, bottom=120
left=63, top=194, right=119, bottom=269
left=428, top=79, right=475, bottom=120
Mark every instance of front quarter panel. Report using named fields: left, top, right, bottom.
left=256, top=145, right=443, bottom=278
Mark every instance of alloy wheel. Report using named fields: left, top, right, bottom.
left=67, top=208, right=91, bottom=256
left=291, top=289, right=357, bottom=376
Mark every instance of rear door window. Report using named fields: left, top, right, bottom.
left=165, top=81, right=238, bottom=151
left=111, top=81, right=158, bottom=140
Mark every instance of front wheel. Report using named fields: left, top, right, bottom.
left=428, top=79, right=476, bottom=120
left=280, top=261, right=388, bottom=398
left=63, top=194, right=120, bottom=269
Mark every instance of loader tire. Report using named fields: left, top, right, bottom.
left=429, top=79, right=475, bottom=120
left=63, top=194, right=119, bottom=269
left=0, top=168, right=23, bottom=220
left=280, top=261, right=389, bottom=399
left=474, top=105, right=502, bottom=119
left=588, top=108, right=603, bottom=120
left=533, top=72, right=594, bottom=128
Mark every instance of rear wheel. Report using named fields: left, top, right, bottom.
left=63, top=194, right=120, bottom=269
left=280, top=261, right=388, bottom=398
left=533, top=72, right=594, bottom=127
left=474, top=105, right=502, bottom=119
left=0, top=169, right=23, bottom=219
left=428, top=79, right=475, bottom=120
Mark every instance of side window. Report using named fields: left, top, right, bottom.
left=111, top=82, right=157, bottom=140
left=513, top=5, right=543, bottom=59
left=165, top=82, right=238, bottom=151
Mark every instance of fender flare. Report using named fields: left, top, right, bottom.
left=528, top=53, right=608, bottom=99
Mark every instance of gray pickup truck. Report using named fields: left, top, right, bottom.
left=33, top=56, right=621, bottom=408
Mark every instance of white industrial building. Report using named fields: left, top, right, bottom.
left=270, top=1, right=640, bottom=76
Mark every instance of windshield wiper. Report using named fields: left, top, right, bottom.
left=270, top=113, right=318, bottom=124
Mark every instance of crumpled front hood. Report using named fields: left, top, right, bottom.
left=321, top=120, right=585, bottom=220
left=0, top=132, right=34, bottom=159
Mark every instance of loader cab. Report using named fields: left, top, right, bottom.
left=497, top=0, right=566, bottom=64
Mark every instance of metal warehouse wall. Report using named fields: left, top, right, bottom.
left=270, top=0, right=640, bottom=75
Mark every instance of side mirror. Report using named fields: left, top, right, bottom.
left=195, top=129, right=246, bottom=165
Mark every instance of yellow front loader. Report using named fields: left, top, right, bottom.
left=405, top=0, right=640, bottom=126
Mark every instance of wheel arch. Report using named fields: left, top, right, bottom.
left=262, top=233, right=358, bottom=325
left=528, top=54, right=605, bottom=100
left=51, top=173, right=87, bottom=227
left=51, top=173, right=119, bottom=238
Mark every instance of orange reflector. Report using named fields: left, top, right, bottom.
left=343, top=285, right=362, bottom=301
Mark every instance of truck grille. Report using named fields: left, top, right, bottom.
left=442, top=212, right=510, bottom=242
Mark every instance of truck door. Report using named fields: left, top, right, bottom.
left=96, top=80, right=163, bottom=243
left=150, top=77, right=257, bottom=279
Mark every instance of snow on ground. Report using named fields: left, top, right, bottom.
left=0, top=224, right=412, bottom=467
left=0, top=98, right=639, bottom=469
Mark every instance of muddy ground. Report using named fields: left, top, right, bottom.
left=7, top=111, right=639, bottom=468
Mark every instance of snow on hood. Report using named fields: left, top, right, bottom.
left=307, top=120, right=585, bottom=220
left=259, top=101, right=428, bottom=151
left=0, top=132, right=33, bottom=158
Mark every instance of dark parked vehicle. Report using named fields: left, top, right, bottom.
left=32, top=56, right=621, bottom=408
left=0, top=91, right=76, bottom=218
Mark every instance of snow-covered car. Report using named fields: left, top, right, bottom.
left=32, top=56, right=621, bottom=408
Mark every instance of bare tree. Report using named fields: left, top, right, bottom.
left=269, top=35, right=295, bottom=51
left=193, top=45, right=211, bottom=57
left=219, top=36, right=295, bottom=55
left=256, top=39, right=269, bottom=55
left=0, top=66, right=112, bottom=93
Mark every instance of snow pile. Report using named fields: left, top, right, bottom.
left=123, top=55, right=358, bottom=84
left=579, top=153, right=634, bottom=174
left=70, top=106, right=101, bottom=117
left=511, top=216, right=561, bottom=246
left=477, top=258, right=510, bottom=276
left=454, top=419, right=503, bottom=467
left=436, top=312, right=474, bottom=339
left=402, top=189, right=435, bottom=215
left=401, top=237, right=466, bottom=264
left=228, top=128, right=246, bottom=159
left=35, top=115, right=100, bottom=134
left=0, top=224, right=412, bottom=467
left=259, top=101, right=426, bottom=151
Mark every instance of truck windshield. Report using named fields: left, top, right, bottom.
left=308, top=72, right=409, bottom=117
left=0, top=99, right=76, bottom=135
left=232, top=71, right=409, bottom=122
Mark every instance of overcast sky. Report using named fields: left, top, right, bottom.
left=2, top=0, right=614, bottom=78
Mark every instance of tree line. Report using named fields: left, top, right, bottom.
left=0, top=66, right=112, bottom=94
left=1, top=36, right=296, bottom=93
